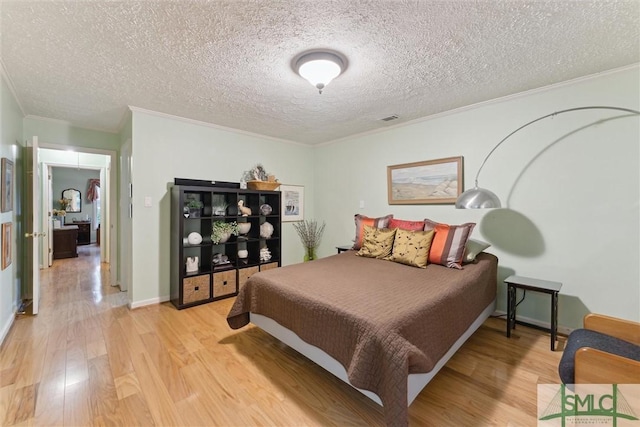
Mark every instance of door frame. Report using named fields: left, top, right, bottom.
left=37, top=142, right=118, bottom=287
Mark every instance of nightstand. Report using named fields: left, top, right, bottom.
left=504, top=275, right=562, bottom=351
left=336, top=245, right=352, bottom=253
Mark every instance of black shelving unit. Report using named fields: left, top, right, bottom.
left=170, top=183, right=281, bottom=309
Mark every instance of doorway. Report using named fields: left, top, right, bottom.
left=38, top=146, right=118, bottom=288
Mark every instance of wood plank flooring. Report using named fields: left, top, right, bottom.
left=0, top=246, right=565, bottom=426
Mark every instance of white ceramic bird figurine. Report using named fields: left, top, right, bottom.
left=238, top=200, right=252, bottom=216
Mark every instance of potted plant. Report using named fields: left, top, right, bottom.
left=292, top=219, right=326, bottom=261
left=185, top=199, right=204, bottom=217
left=211, top=221, right=239, bottom=244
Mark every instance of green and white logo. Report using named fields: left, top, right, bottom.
left=538, top=384, right=639, bottom=427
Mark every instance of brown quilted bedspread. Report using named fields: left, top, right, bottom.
left=227, top=251, right=498, bottom=426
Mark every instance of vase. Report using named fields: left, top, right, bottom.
left=238, top=222, right=251, bottom=235
left=304, top=247, right=316, bottom=262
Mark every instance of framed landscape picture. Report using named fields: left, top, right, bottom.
left=2, top=222, right=11, bottom=270
left=387, top=156, right=463, bottom=205
left=1, top=158, right=13, bottom=212
left=280, top=185, right=304, bottom=222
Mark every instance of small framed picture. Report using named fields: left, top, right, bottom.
left=280, top=185, right=304, bottom=222
left=2, top=222, right=11, bottom=270
left=1, top=158, right=14, bottom=213
left=387, top=156, right=463, bottom=205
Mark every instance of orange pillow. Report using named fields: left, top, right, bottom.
left=353, top=214, right=393, bottom=249
left=388, top=218, right=425, bottom=231
left=424, top=219, right=475, bottom=269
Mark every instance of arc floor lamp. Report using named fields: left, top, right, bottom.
left=455, top=106, right=640, bottom=209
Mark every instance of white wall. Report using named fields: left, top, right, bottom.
left=0, top=73, right=24, bottom=345
left=314, top=66, right=640, bottom=329
left=129, top=110, right=315, bottom=306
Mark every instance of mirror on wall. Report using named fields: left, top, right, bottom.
left=62, top=188, right=81, bottom=213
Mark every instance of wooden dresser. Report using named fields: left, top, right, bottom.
left=53, top=226, right=78, bottom=259
left=70, top=221, right=91, bottom=245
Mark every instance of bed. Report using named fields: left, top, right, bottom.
left=227, top=250, right=498, bottom=427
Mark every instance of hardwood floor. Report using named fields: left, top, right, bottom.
left=1, top=248, right=565, bottom=426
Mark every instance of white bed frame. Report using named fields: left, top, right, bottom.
left=250, top=299, right=495, bottom=406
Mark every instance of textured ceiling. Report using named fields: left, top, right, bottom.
left=1, top=1, right=638, bottom=145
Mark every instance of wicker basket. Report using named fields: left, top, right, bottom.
left=247, top=180, right=280, bottom=191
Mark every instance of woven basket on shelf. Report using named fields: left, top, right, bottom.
left=247, top=180, right=281, bottom=191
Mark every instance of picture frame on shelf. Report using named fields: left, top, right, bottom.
left=387, top=156, right=463, bottom=205
left=2, top=222, right=11, bottom=270
left=280, top=184, right=304, bottom=222
left=1, top=158, right=14, bottom=213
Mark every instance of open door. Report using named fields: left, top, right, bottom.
left=23, top=136, right=43, bottom=315
left=47, top=164, right=53, bottom=267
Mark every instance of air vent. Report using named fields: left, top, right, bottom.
left=380, top=115, right=399, bottom=122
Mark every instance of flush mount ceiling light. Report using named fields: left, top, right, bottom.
left=293, top=50, right=347, bottom=94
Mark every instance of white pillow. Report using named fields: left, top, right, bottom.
left=463, top=239, right=491, bottom=263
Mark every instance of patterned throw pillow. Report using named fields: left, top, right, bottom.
left=353, top=214, right=393, bottom=250
left=356, top=226, right=397, bottom=259
left=424, top=219, right=475, bottom=269
left=389, top=228, right=435, bottom=268
left=388, top=218, right=425, bottom=231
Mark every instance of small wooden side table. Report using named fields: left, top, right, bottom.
left=336, top=245, right=352, bottom=253
left=504, top=275, right=563, bottom=351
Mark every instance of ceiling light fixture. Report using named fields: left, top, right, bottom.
left=293, top=50, right=347, bottom=94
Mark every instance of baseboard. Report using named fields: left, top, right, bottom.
left=129, top=295, right=170, bottom=309
left=492, top=310, right=573, bottom=336
left=0, top=311, right=15, bottom=347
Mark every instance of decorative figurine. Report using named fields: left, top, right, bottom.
left=185, top=256, right=199, bottom=273
left=260, top=222, right=274, bottom=239
left=238, top=200, right=252, bottom=216
left=259, top=247, right=272, bottom=262
left=260, top=204, right=272, bottom=215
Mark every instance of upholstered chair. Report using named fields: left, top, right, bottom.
left=559, top=313, right=640, bottom=384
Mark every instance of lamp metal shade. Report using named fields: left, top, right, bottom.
left=455, top=187, right=502, bottom=209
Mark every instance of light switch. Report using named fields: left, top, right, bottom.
left=144, top=196, right=152, bottom=207
left=359, top=200, right=365, bottom=209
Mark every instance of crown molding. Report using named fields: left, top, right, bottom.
left=0, top=59, right=26, bottom=117
left=127, top=106, right=309, bottom=147
left=318, top=63, right=640, bottom=147
left=24, top=115, right=118, bottom=135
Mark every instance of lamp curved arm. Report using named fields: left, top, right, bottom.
left=456, top=106, right=640, bottom=209
left=473, top=106, right=640, bottom=187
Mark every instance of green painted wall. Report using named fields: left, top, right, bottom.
left=10, top=67, right=640, bottom=332
left=52, top=167, right=100, bottom=242
left=129, top=111, right=314, bottom=306
left=0, top=75, right=24, bottom=343
left=23, top=117, right=120, bottom=150
left=313, top=66, right=640, bottom=330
